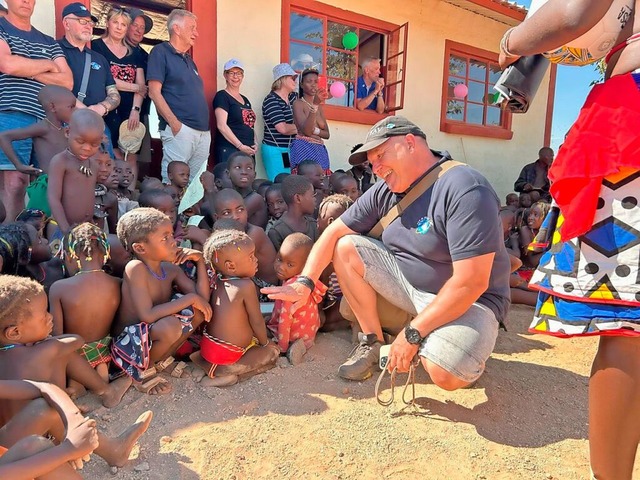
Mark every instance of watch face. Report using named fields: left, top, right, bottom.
left=405, top=326, right=422, bottom=344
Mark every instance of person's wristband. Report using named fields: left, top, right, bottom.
left=294, top=275, right=315, bottom=291
left=237, top=143, right=243, bottom=149
left=500, top=27, right=517, bottom=57
left=100, top=103, right=109, bottom=116
left=313, top=127, right=321, bottom=135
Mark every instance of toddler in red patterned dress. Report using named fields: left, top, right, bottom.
left=267, top=233, right=326, bottom=365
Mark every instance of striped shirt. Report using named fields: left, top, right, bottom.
left=262, top=91, right=297, bottom=147
left=0, top=18, right=65, bottom=119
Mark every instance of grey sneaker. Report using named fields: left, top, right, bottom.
left=338, top=333, right=382, bottom=381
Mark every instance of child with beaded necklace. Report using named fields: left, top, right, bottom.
left=47, top=109, right=104, bottom=236
left=49, top=223, right=121, bottom=391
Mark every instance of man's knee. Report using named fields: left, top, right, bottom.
left=334, top=236, right=363, bottom=268
left=422, top=358, right=475, bottom=391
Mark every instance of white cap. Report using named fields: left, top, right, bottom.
left=224, top=59, right=244, bottom=71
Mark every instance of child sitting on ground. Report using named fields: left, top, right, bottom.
left=505, top=192, right=519, bottom=211
left=49, top=224, right=120, bottom=386
left=268, top=175, right=318, bottom=251
left=267, top=233, right=326, bottom=364
left=332, top=174, right=360, bottom=202
left=0, top=276, right=153, bottom=469
left=297, top=159, right=327, bottom=210
left=227, top=152, right=268, bottom=228
left=192, top=230, right=279, bottom=387
left=0, top=86, right=77, bottom=218
left=92, top=149, right=118, bottom=233
left=265, top=183, right=287, bottom=234
left=47, top=109, right=104, bottom=235
left=167, top=160, right=190, bottom=193
left=113, top=207, right=212, bottom=395
left=317, top=194, right=353, bottom=331
left=213, top=188, right=277, bottom=285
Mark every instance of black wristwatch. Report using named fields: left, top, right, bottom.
left=404, top=324, right=424, bottom=345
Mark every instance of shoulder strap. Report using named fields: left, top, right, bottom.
left=367, top=160, right=465, bottom=239
left=77, top=51, right=92, bottom=104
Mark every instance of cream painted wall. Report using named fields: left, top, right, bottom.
left=217, top=0, right=550, bottom=199
left=32, top=1, right=56, bottom=36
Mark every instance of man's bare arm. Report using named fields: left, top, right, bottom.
left=32, top=56, right=73, bottom=89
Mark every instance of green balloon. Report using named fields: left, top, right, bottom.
left=342, top=32, right=359, bottom=50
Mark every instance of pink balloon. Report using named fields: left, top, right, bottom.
left=329, top=81, right=346, bottom=98
left=453, top=83, right=468, bottom=99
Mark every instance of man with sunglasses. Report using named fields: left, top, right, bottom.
left=0, top=0, right=73, bottom=221
left=58, top=3, right=120, bottom=119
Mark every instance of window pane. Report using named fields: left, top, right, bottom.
left=467, top=80, right=485, bottom=103
left=446, top=100, right=464, bottom=121
left=467, top=103, right=484, bottom=124
left=469, top=58, right=487, bottom=82
left=326, top=82, right=355, bottom=107
left=290, top=42, right=323, bottom=72
left=486, top=106, right=502, bottom=126
left=449, top=55, right=467, bottom=78
left=447, top=76, right=463, bottom=97
left=489, top=63, right=501, bottom=83
left=327, top=49, right=356, bottom=80
left=290, top=12, right=323, bottom=44
left=327, top=21, right=355, bottom=49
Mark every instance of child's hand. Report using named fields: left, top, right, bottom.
left=17, top=164, right=43, bottom=176
left=184, top=226, right=208, bottom=244
left=174, top=247, right=203, bottom=264
left=190, top=294, right=213, bottom=322
left=63, top=417, right=99, bottom=466
left=200, top=171, right=217, bottom=193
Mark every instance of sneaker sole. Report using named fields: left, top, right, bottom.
left=337, top=367, right=374, bottom=382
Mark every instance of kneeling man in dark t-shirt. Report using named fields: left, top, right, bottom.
left=262, top=116, right=510, bottom=389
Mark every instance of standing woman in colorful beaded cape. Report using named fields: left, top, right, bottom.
left=499, top=1, right=640, bottom=478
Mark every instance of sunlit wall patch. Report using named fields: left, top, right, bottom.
left=416, top=216, right=432, bottom=235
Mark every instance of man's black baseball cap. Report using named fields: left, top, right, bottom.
left=348, top=116, right=427, bottom=165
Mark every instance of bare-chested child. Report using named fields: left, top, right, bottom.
left=47, top=109, right=104, bottom=234
left=92, top=150, right=118, bottom=233
left=113, top=207, right=212, bottom=395
left=267, top=174, right=318, bottom=251
left=227, top=152, right=268, bottom=228
left=0, top=276, right=152, bottom=468
left=0, top=379, right=98, bottom=479
left=0, top=85, right=75, bottom=176
left=267, top=233, right=326, bottom=365
left=213, top=188, right=277, bottom=285
left=192, top=230, right=279, bottom=387
left=49, top=224, right=120, bottom=390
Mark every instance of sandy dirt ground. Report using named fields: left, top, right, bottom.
left=80, top=304, right=639, bottom=480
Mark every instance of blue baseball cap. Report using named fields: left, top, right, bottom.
left=62, top=3, right=98, bottom=22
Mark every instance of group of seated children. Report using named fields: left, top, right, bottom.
left=501, top=192, right=552, bottom=306
left=0, top=84, right=374, bottom=475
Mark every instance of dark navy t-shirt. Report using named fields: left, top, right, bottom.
left=58, top=38, right=115, bottom=107
left=213, top=90, right=256, bottom=148
left=340, top=159, right=511, bottom=324
left=146, top=41, right=209, bottom=131
left=357, top=75, right=383, bottom=111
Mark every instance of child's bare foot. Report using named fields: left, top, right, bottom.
left=200, top=374, right=238, bottom=387
left=66, top=380, right=87, bottom=400
left=101, top=376, right=132, bottom=408
left=133, top=376, right=172, bottom=395
left=286, top=339, right=307, bottom=365
left=98, top=411, right=153, bottom=467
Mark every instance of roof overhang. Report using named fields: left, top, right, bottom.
left=442, top=0, right=527, bottom=26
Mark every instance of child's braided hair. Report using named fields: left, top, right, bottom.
left=203, top=229, right=251, bottom=267
left=0, top=275, right=43, bottom=326
left=63, top=223, right=110, bottom=268
left=319, top=194, right=353, bottom=213
left=0, top=223, right=32, bottom=274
